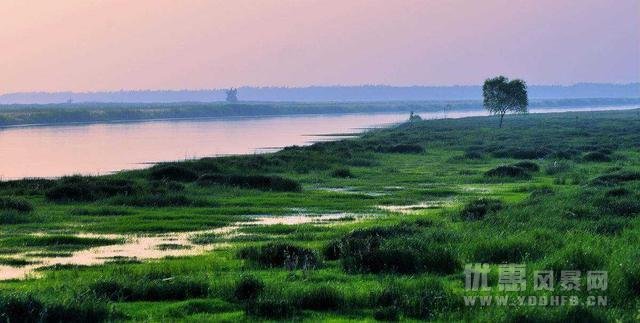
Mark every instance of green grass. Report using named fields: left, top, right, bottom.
left=0, top=109, right=639, bottom=321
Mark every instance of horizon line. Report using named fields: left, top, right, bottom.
left=2, top=82, right=639, bottom=95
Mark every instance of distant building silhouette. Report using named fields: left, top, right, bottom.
left=225, top=88, right=238, bottom=102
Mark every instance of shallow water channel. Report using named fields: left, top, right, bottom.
left=0, top=213, right=357, bottom=280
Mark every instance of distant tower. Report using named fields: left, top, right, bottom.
left=225, top=88, right=238, bottom=102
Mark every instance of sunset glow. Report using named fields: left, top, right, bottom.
left=1, top=0, right=638, bottom=92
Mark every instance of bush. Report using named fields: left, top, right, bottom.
left=0, top=210, right=33, bottom=225
left=377, top=144, right=424, bottom=154
left=245, top=296, right=297, bottom=319
left=485, top=165, right=531, bottom=179
left=591, top=171, right=640, bottom=185
left=165, top=299, right=234, bottom=318
left=237, top=242, right=318, bottom=269
left=233, top=275, right=264, bottom=301
left=298, top=286, right=344, bottom=310
left=353, top=249, right=420, bottom=274
left=463, top=150, right=484, bottom=159
left=583, top=151, right=611, bottom=162
left=471, top=239, right=543, bottom=263
left=507, top=306, right=606, bottom=323
left=605, top=187, right=630, bottom=197
left=336, top=225, right=420, bottom=272
left=69, top=207, right=133, bottom=216
left=405, top=279, right=461, bottom=320
left=459, top=198, right=502, bottom=220
left=374, top=306, right=400, bottom=321
left=593, top=218, right=627, bottom=235
left=149, top=165, right=198, bottom=182
left=596, top=194, right=640, bottom=217
left=544, top=160, right=573, bottom=175
left=111, top=193, right=201, bottom=207
left=322, top=240, right=342, bottom=260
left=45, top=177, right=137, bottom=202
left=376, top=285, right=405, bottom=308
left=0, top=197, right=33, bottom=213
left=197, top=174, right=301, bottom=192
left=613, top=251, right=640, bottom=299
left=339, top=233, right=459, bottom=275
left=0, top=178, right=56, bottom=195
left=348, top=157, right=378, bottom=167
left=547, top=246, right=605, bottom=273
left=512, top=161, right=540, bottom=172
left=148, top=180, right=185, bottom=193
left=331, top=168, right=353, bottom=178
left=90, top=277, right=209, bottom=301
left=549, top=149, right=579, bottom=160
left=0, top=293, right=112, bottom=323
left=492, top=147, right=551, bottom=159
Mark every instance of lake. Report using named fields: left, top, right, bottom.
left=0, top=105, right=637, bottom=179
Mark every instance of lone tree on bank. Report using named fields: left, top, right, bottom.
left=482, top=76, right=528, bottom=128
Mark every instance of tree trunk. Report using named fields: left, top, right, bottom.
left=499, top=113, right=505, bottom=128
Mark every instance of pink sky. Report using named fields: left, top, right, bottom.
left=1, top=0, right=638, bottom=92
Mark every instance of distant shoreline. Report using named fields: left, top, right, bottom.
left=0, top=98, right=638, bottom=129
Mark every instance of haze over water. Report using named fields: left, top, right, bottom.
left=0, top=106, right=637, bottom=179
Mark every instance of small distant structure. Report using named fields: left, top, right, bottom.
left=443, top=104, right=451, bottom=119
left=225, top=88, right=238, bottom=103
left=409, top=111, right=422, bottom=122
left=67, top=98, right=74, bottom=104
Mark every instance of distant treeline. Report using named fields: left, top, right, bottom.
left=0, top=98, right=638, bottom=128
left=1, top=83, right=638, bottom=104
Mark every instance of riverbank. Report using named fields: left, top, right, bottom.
left=0, top=97, right=637, bottom=128
left=0, top=109, right=639, bottom=321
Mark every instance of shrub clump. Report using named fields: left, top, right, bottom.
left=336, top=226, right=459, bottom=275
left=374, top=306, right=400, bottom=321
left=462, top=150, right=485, bottom=159
left=582, top=151, right=611, bottom=162
left=331, top=168, right=354, bottom=178
left=149, top=165, right=198, bottom=182
left=45, top=176, right=137, bottom=202
left=245, top=296, right=297, bottom=319
left=0, top=210, right=34, bottom=225
left=547, top=245, right=605, bottom=273
left=591, top=171, right=640, bottom=186
left=377, top=144, right=424, bottom=154
left=0, top=293, right=112, bottom=322
left=0, top=197, right=33, bottom=213
left=233, top=275, right=265, bottom=301
left=544, top=160, right=573, bottom=175
left=197, top=174, right=301, bottom=192
left=237, top=242, right=318, bottom=269
left=492, top=147, right=551, bottom=159
left=512, top=161, right=540, bottom=172
left=471, top=238, right=543, bottom=263
left=595, top=192, right=640, bottom=217
left=90, top=277, right=209, bottom=301
left=297, top=286, right=344, bottom=310
left=459, top=198, right=502, bottom=220
left=110, top=193, right=201, bottom=207
left=405, top=279, right=462, bottom=320
left=485, top=165, right=531, bottom=179
left=322, top=239, right=342, bottom=260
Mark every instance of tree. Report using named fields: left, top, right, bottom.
left=225, top=88, right=238, bottom=102
left=482, top=76, right=528, bottom=128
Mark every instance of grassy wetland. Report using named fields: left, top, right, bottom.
left=1, top=109, right=640, bottom=322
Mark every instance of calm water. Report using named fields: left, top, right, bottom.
left=0, top=106, right=637, bottom=179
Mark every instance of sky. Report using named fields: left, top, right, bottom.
left=0, top=0, right=638, bottom=92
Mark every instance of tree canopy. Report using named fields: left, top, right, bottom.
left=225, top=88, right=238, bottom=103
left=482, top=76, right=528, bottom=127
